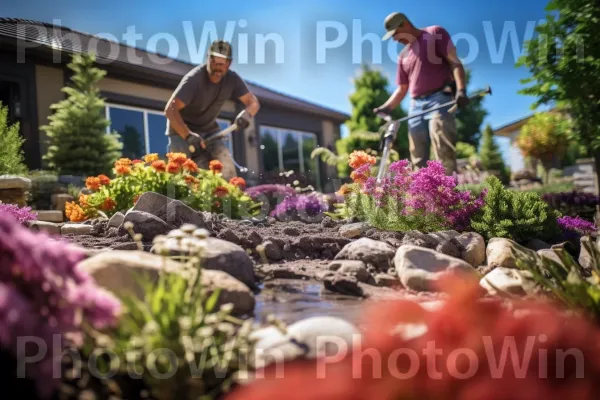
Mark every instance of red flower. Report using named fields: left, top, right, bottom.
left=152, top=160, right=166, bottom=172
left=229, top=177, right=246, bottom=189
left=209, top=160, right=223, bottom=174
left=214, top=186, right=228, bottom=198
left=97, top=174, right=110, bottom=186
left=226, top=274, right=600, bottom=400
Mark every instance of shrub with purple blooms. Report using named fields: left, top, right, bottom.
left=335, top=153, right=486, bottom=232
left=245, top=183, right=298, bottom=211
left=557, top=215, right=598, bottom=237
left=0, top=202, right=37, bottom=224
left=0, top=211, right=121, bottom=398
left=271, top=193, right=329, bottom=222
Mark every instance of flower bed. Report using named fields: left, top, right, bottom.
left=64, top=153, right=261, bottom=222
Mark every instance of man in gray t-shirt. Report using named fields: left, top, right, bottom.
left=164, top=40, right=260, bottom=180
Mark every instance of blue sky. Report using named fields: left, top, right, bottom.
left=5, top=0, right=554, bottom=162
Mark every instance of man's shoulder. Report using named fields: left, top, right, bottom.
left=423, top=25, right=450, bottom=37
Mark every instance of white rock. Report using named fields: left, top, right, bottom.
left=394, top=245, right=478, bottom=291
left=61, top=223, right=93, bottom=236
left=251, top=316, right=360, bottom=368
left=480, top=267, right=537, bottom=296
left=0, top=175, right=31, bottom=190
left=335, top=238, right=396, bottom=271
left=486, top=238, right=534, bottom=269
left=455, top=232, right=486, bottom=266
left=28, top=220, right=60, bottom=235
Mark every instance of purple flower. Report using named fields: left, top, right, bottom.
left=0, top=203, right=37, bottom=224
left=0, top=211, right=122, bottom=398
left=271, top=193, right=329, bottom=221
left=557, top=215, right=598, bottom=236
left=244, top=184, right=296, bottom=199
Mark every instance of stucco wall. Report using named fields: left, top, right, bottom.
left=35, top=65, right=65, bottom=159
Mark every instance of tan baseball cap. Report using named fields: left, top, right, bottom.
left=209, top=40, right=232, bottom=60
left=382, top=12, right=407, bottom=40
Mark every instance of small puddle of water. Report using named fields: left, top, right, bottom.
left=252, top=279, right=368, bottom=325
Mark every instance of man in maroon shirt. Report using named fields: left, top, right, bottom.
left=374, top=12, right=469, bottom=175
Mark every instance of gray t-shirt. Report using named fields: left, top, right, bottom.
left=166, top=64, right=249, bottom=136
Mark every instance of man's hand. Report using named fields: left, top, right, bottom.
left=373, top=105, right=392, bottom=116
left=455, top=89, right=470, bottom=108
left=186, top=131, right=205, bottom=151
left=234, top=110, right=251, bottom=130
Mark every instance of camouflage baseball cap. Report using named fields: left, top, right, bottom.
left=382, top=12, right=407, bottom=40
left=209, top=39, right=232, bottom=60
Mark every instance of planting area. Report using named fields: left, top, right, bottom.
left=3, top=151, right=600, bottom=400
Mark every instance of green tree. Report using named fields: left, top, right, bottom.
left=0, top=101, right=28, bottom=175
left=120, top=124, right=145, bottom=160
left=41, top=52, right=122, bottom=177
left=516, top=0, right=600, bottom=190
left=479, top=124, right=509, bottom=183
left=313, top=64, right=409, bottom=177
left=516, top=111, right=572, bottom=183
left=456, top=69, right=489, bottom=146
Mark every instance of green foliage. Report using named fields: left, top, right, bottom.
left=86, top=228, right=270, bottom=400
left=0, top=101, right=28, bottom=175
left=456, top=69, right=489, bottom=146
left=512, top=236, right=600, bottom=321
left=479, top=124, right=509, bottom=183
left=41, top=52, right=122, bottom=177
left=456, top=142, right=477, bottom=159
left=516, top=111, right=573, bottom=183
left=470, top=175, right=562, bottom=243
left=516, top=0, right=600, bottom=187
left=335, top=64, right=409, bottom=177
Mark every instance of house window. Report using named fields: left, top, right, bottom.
left=216, top=118, right=234, bottom=155
left=259, top=125, right=321, bottom=190
left=105, top=103, right=233, bottom=159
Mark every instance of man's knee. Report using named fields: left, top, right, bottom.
left=409, top=127, right=430, bottom=169
left=430, top=114, right=457, bottom=174
left=208, top=141, right=237, bottom=180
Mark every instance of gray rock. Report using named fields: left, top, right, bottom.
left=455, top=232, right=486, bottom=267
left=323, top=273, right=364, bottom=297
left=526, top=239, right=551, bottom=251
left=374, top=273, right=400, bottom=288
left=131, top=191, right=171, bottom=215
left=435, top=239, right=463, bottom=259
left=108, top=212, right=125, bottom=228
left=77, top=250, right=255, bottom=316
left=339, top=222, right=369, bottom=238
left=328, top=260, right=369, bottom=282
left=486, top=238, right=535, bottom=269
left=262, top=240, right=283, bottom=261
left=153, top=236, right=256, bottom=289
left=28, top=220, right=60, bottom=236
left=394, top=245, right=477, bottom=291
left=335, top=238, right=395, bottom=271
left=219, top=228, right=241, bottom=244
left=428, top=230, right=460, bottom=242
left=402, top=231, right=440, bottom=249
left=0, top=175, right=31, bottom=190
left=579, top=236, right=596, bottom=270
left=480, top=267, right=537, bottom=296
left=61, top=223, right=93, bottom=236
left=120, top=211, right=170, bottom=242
left=160, top=199, right=206, bottom=230
left=283, top=227, right=300, bottom=236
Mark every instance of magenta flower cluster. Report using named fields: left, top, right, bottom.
left=360, top=160, right=487, bottom=231
left=0, top=203, right=37, bottom=224
left=0, top=211, right=121, bottom=398
left=557, top=215, right=598, bottom=236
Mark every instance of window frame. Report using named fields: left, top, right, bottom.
left=258, top=124, right=321, bottom=189
left=104, top=102, right=233, bottom=156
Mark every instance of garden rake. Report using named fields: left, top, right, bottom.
left=188, top=123, right=249, bottom=173
left=374, top=86, right=492, bottom=183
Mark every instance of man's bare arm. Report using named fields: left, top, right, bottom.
left=444, top=46, right=467, bottom=92
left=238, top=92, right=260, bottom=116
left=378, top=84, right=409, bottom=112
left=164, top=96, right=192, bottom=140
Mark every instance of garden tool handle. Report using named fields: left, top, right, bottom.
left=188, top=123, right=238, bottom=153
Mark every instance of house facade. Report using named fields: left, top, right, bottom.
left=0, top=18, right=349, bottom=193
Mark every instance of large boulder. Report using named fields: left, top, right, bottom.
left=334, top=238, right=396, bottom=271
left=77, top=250, right=255, bottom=316
left=131, top=192, right=206, bottom=229
left=394, top=245, right=478, bottom=291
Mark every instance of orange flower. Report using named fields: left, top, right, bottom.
left=152, top=160, right=166, bottom=172
left=143, top=153, right=159, bottom=164
left=115, top=158, right=132, bottom=167
left=101, top=197, right=116, bottom=211
left=166, top=162, right=181, bottom=174
left=214, top=186, right=228, bottom=198
left=185, top=175, right=199, bottom=185
left=98, top=174, right=110, bottom=186
left=79, top=194, right=89, bottom=208
left=132, top=159, right=143, bottom=164
left=348, top=150, right=376, bottom=170
left=166, top=152, right=187, bottom=165
left=115, top=163, right=131, bottom=175
left=209, top=160, right=223, bottom=173
left=229, top=177, right=246, bottom=189
left=85, top=177, right=101, bottom=191
left=337, top=183, right=352, bottom=195
left=350, top=169, right=368, bottom=184
left=65, top=201, right=86, bottom=222
left=182, top=159, right=199, bottom=173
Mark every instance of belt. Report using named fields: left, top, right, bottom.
left=412, top=85, right=453, bottom=100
